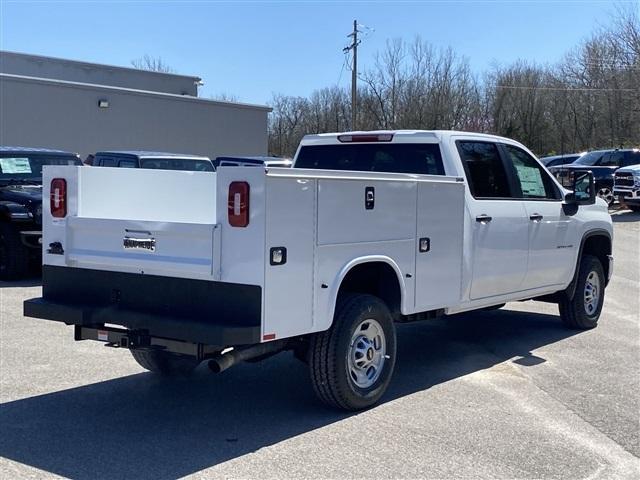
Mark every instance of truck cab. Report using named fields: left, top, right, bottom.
left=24, top=130, right=613, bottom=410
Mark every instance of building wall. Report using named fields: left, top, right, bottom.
left=0, top=51, right=199, bottom=96
left=0, top=74, right=269, bottom=160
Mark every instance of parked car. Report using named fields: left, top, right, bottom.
left=214, top=156, right=292, bottom=169
left=549, top=148, right=640, bottom=206
left=539, top=153, right=584, bottom=168
left=92, top=151, right=214, bottom=171
left=613, top=165, right=640, bottom=212
left=0, top=147, right=82, bottom=279
left=25, top=130, right=612, bottom=411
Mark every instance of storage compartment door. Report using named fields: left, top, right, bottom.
left=414, top=181, right=465, bottom=311
left=263, top=176, right=316, bottom=340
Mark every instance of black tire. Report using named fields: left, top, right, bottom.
left=0, top=223, right=30, bottom=280
left=309, top=293, right=397, bottom=411
left=559, top=255, right=605, bottom=329
left=130, top=349, right=199, bottom=376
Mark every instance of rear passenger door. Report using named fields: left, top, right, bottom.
left=456, top=140, right=529, bottom=300
left=501, top=144, right=575, bottom=290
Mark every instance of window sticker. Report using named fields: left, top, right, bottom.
left=0, top=158, right=32, bottom=174
left=515, top=164, right=546, bottom=197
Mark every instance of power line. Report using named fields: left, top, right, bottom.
left=495, top=84, right=637, bottom=92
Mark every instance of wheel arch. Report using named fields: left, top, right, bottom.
left=568, top=229, right=612, bottom=297
left=327, top=256, right=406, bottom=327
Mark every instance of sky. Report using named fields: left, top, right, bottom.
left=0, top=0, right=631, bottom=105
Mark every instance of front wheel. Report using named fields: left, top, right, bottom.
left=130, top=349, right=200, bottom=376
left=309, top=293, right=397, bottom=410
left=559, top=255, right=605, bottom=329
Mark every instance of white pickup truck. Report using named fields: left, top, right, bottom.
left=24, top=130, right=613, bottom=410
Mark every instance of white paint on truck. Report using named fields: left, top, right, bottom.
left=28, top=130, right=614, bottom=410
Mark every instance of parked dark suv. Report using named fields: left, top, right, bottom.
left=549, top=149, right=640, bottom=206
left=93, top=151, right=214, bottom=171
left=0, top=147, right=82, bottom=279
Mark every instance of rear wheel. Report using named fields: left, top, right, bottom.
left=309, top=293, right=396, bottom=410
left=130, top=349, right=199, bottom=376
left=0, top=224, right=30, bottom=280
left=559, top=255, right=605, bottom=329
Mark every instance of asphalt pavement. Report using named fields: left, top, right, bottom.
left=0, top=210, right=638, bottom=479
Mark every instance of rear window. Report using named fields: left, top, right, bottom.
left=139, top=158, right=214, bottom=172
left=294, top=143, right=445, bottom=175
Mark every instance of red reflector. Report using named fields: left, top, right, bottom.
left=50, top=178, right=67, bottom=218
left=263, top=333, right=276, bottom=341
left=228, top=181, right=250, bottom=227
left=337, top=133, right=394, bottom=143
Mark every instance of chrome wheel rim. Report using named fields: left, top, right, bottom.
left=583, top=271, right=601, bottom=316
left=597, top=187, right=614, bottom=205
left=347, top=318, right=386, bottom=389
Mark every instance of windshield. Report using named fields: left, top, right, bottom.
left=573, top=151, right=605, bottom=166
left=0, top=155, right=81, bottom=182
left=139, top=158, right=214, bottom=172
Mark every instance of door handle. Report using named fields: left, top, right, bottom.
left=529, top=213, right=543, bottom=222
left=476, top=214, right=492, bottom=224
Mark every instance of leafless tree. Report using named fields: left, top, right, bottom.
left=131, top=54, right=175, bottom=73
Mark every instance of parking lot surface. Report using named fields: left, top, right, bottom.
left=1, top=210, right=639, bottom=479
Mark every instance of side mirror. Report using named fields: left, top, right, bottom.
left=563, top=170, right=595, bottom=214
left=571, top=170, right=596, bottom=205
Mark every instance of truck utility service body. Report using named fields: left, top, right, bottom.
left=25, top=131, right=613, bottom=410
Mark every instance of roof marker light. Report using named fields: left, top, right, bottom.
left=337, top=133, right=394, bottom=143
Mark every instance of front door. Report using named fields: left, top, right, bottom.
left=501, top=144, right=576, bottom=289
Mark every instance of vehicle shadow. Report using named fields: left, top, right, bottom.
left=0, top=308, right=577, bottom=479
left=0, top=278, right=42, bottom=289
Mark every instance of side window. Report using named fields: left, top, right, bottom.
left=503, top=145, right=558, bottom=200
left=601, top=152, right=623, bottom=167
left=118, top=160, right=137, bottom=168
left=101, top=158, right=117, bottom=167
left=623, top=151, right=640, bottom=167
left=457, top=141, right=511, bottom=198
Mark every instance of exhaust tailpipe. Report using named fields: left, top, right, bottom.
left=208, top=340, right=285, bottom=373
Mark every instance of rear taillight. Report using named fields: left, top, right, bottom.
left=228, top=181, right=250, bottom=227
left=50, top=178, right=67, bottom=218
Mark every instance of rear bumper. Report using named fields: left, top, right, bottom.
left=23, top=265, right=262, bottom=347
left=24, top=298, right=260, bottom=346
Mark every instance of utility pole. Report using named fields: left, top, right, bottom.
left=344, top=20, right=360, bottom=131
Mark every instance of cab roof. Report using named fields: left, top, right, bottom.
left=95, top=150, right=210, bottom=160
left=0, top=146, right=79, bottom=156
